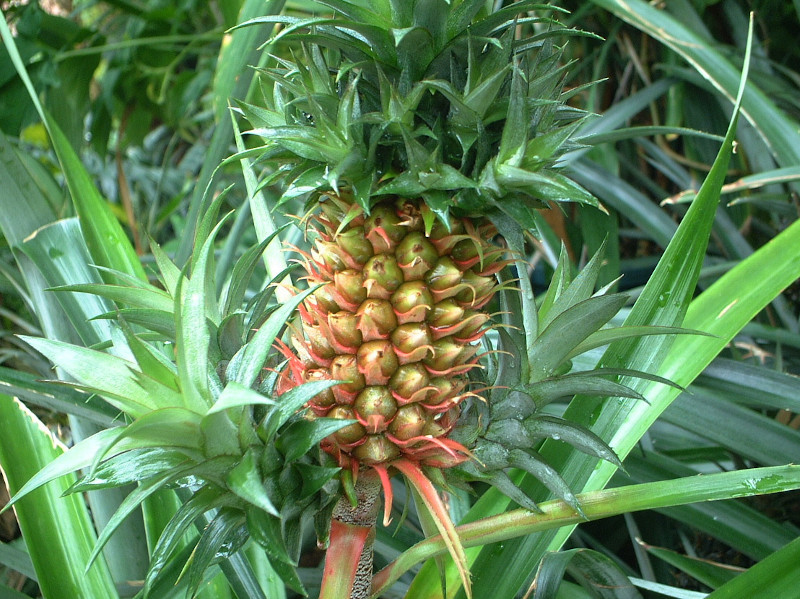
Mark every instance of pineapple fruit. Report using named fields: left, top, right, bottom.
left=245, top=0, right=599, bottom=480
left=280, top=195, right=505, bottom=471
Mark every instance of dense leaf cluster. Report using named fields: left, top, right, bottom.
left=238, top=0, right=598, bottom=228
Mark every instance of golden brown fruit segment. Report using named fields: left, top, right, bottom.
left=280, top=195, right=506, bottom=470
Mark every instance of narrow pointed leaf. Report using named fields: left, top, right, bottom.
left=523, top=416, right=622, bottom=468
left=207, top=381, right=275, bottom=415
left=0, top=366, right=118, bottom=426
left=639, top=541, right=740, bottom=590
left=20, top=336, right=179, bottom=417
left=278, top=417, right=356, bottom=462
left=52, top=283, right=174, bottom=313
left=260, top=380, right=340, bottom=442
left=88, top=408, right=204, bottom=477
left=145, top=487, right=227, bottom=590
left=0, top=396, right=118, bottom=599
left=226, top=286, right=318, bottom=388
left=2, top=428, right=121, bottom=511
left=85, top=464, right=197, bottom=573
left=525, top=375, right=644, bottom=406
left=175, top=218, right=229, bottom=412
left=183, top=508, right=248, bottom=596
left=227, top=449, right=279, bottom=516
left=533, top=549, right=642, bottom=599
left=706, top=537, right=800, bottom=598
left=528, top=294, right=628, bottom=380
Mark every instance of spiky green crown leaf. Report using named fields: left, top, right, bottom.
left=444, top=244, right=688, bottom=513
left=237, top=0, right=598, bottom=227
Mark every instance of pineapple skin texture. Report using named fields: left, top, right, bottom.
left=281, top=196, right=505, bottom=469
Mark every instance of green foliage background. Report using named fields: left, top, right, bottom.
left=1, top=1, right=799, bottom=598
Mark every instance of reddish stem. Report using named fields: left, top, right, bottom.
left=319, top=471, right=382, bottom=599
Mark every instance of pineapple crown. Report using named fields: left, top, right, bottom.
left=237, top=0, right=599, bottom=227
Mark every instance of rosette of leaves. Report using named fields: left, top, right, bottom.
left=2, top=199, right=346, bottom=598
left=445, top=243, right=683, bottom=514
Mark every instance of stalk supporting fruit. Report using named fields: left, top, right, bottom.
left=324, top=472, right=383, bottom=599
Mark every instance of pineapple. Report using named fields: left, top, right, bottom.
left=243, top=0, right=598, bottom=477
left=239, top=1, right=601, bottom=595
left=279, top=195, right=505, bottom=471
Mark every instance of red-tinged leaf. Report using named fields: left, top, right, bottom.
left=373, top=464, right=394, bottom=527
left=393, top=459, right=472, bottom=598
left=318, top=519, right=372, bottom=599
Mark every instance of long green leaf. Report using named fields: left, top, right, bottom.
left=226, top=286, right=316, bottom=388
left=0, top=13, right=146, bottom=283
left=20, top=336, right=183, bottom=418
left=372, top=464, right=800, bottom=596
left=231, top=111, right=293, bottom=294
left=623, top=452, right=795, bottom=561
left=590, top=0, right=800, bottom=168
left=176, top=0, right=287, bottom=264
left=706, top=536, right=800, bottom=598
left=640, top=542, right=740, bottom=590
left=0, top=395, right=118, bottom=599
left=0, top=366, right=118, bottom=427
left=20, top=219, right=116, bottom=348
left=49, top=119, right=147, bottom=282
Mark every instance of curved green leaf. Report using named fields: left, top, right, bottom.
left=706, top=536, right=800, bottom=598
left=0, top=396, right=118, bottom=599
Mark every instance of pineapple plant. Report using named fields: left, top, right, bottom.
left=2, top=2, right=679, bottom=598
left=6, top=2, right=800, bottom=599
left=236, top=1, right=628, bottom=596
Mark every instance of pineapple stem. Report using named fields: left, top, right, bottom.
left=321, top=471, right=382, bottom=599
